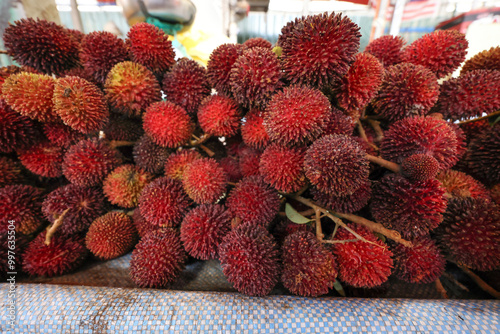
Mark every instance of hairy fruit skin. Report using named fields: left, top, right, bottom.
left=365, top=35, right=405, bottom=67
left=103, top=164, right=154, bottom=208
left=0, top=157, right=23, bottom=187
left=259, top=144, right=306, bottom=193
left=197, top=95, right=240, bottom=137
left=241, top=110, right=270, bottom=150
left=243, top=37, right=272, bottom=50
left=164, top=150, right=202, bottom=180
left=311, top=180, right=371, bottom=214
left=0, top=103, right=39, bottom=153
left=436, top=169, right=490, bottom=201
left=465, top=124, right=500, bottom=186
left=182, top=158, right=228, bottom=204
left=400, top=154, right=440, bottom=182
left=133, top=135, right=170, bottom=175
left=207, top=44, right=244, bottom=96
left=0, top=185, right=43, bottom=235
left=461, top=46, right=500, bottom=74
left=43, top=122, right=85, bottom=148
left=18, top=141, right=65, bottom=178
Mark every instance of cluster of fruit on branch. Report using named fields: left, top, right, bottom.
left=0, top=12, right=499, bottom=298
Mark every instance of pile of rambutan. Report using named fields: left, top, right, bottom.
left=1, top=14, right=499, bottom=299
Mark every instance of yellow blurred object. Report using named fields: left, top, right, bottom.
left=175, top=28, right=232, bottom=66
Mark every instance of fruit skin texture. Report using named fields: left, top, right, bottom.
left=372, top=63, right=439, bottom=122
left=364, top=35, right=405, bottom=67
left=162, top=58, right=210, bottom=114
left=22, top=232, right=88, bottom=277
left=182, top=158, right=228, bottom=204
left=392, top=236, right=445, bottom=284
left=332, top=224, right=393, bottom=288
left=401, top=30, right=468, bottom=79
left=138, top=177, right=191, bottom=227
left=264, top=85, right=331, bottom=146
left=219, top=156, right=243, bottom=183
left=143, top=101, right=194, bottom=148
left=53, top=76, right=109, bottom=134
left=461, top=46, right=500, bottom=74
left=130, top=229, right=186, bottom=288
left=164, top=150, right=202, bottom=180
left=491, top=184, right=500, bottom=206
left=131, top=209, right=159, bottom=239
left=436, top=169, right=490, bottom=201
left=311, top=180, right=371, bottom=214
left=304, top=134, right=369, bottom=196
left=241, top=110, right=270, bottom=150
left=400, top=154, right=440, bottom=182
left=243, top=37, right=272, bottom=50
left=18, top=141, right=65, bottom=178
left=197, top=95, right=241, bottom=137
left=104, top=61, right=161, bottom=117
left=103, top=164, right=154, bottom=208
left=206, top=43, right=243, bottom=96
left=219, top=222, right=280, bottom=296
left=279, top=12, right=361, bottom=88
left=86, top=212, right=138, bottom=260
left=103, top=114, right=144, bottom=142
left=466, top=124, right=500, bottom=186
left=0, top=103, right=39, bottom=153
left=371, top=174, right=447, bottom=240
left=226, top=176, right=280, bottom=229
left=3, top=18, right=80, bottom=75
left=43, top=122, right=85, bottom=148
left=437, top=198, right=500, bottom=271
left=133, top=135, right=170, bottom=175
left=0, top=185, right=43, bottom=235
left=62, top=139, right=123, bottom=187
left=281, top=231, right=337, bottom=297
left=0, top=157, right=23, bottom=187
left=180, top=204, right=232, bottom=260
left=237, top=145, right=262, bottom=178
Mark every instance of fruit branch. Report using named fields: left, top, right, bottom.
left=189, top=134, right=215, bottom=157
left=457, top=109, right=500, bottom=125
left=435, top=279, right=449, bottom=299
left=367, top=119, right=384, bottom=141
left=0, top=50, right=8, bottom=54
left=456, top=263, right=500, bottom=299
left=109, top=140, right=136, bottom=149
left=315, top=208, right=324, bottom=241
left=357, top=120, right=379, bottom=151
left=323, top=239, right=359, bottom=244
left=45, top=208, right=70, bottom=245
left=366, top=154, right=401, bottom=174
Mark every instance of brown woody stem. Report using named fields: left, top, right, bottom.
left=109, top=140, right=135, bottom=148
left=315, top=208, right=323, bottom=242
left=435, top=279, right=449, bottom=299
left=367, top=119, right=384, bottom=141
left=457, top=110, right=500, bottom=125
left=457, top=263, right=500, bottom=299
left=45, top=208, right=70, bottom=245
left=357, top=120, right=379, bottom=151
left=366, top=154, right=401, bottom=174
left=443, top=272, right=469, bottom=291
left=198, top=144, right=215, bottom=157
left=0, top=50, right=8, bottom=55
left=323, top=239, right=359, bottom=244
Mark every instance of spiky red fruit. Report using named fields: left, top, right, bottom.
left=0, top=65, right=25, bottom=87
left=18, top=141, right=65, bottom=178
left=127, top=22, right=176, bottom=76
left=461, top=46, right=500, bottom=74
left=2, top=72, right=56, bottom=122
left=130, top=229, right=186, bottom=288
left=229, top=47, right=283, bottom=109
left=237, top=145, right=262, bottom=177
left=104, top=61, right=161, bottom=117
left=0, top=103, right=40, bottom=154
left=401, top=154, right=440, bottom=181
left=62, top=139, right=122, bottom=187
left=53, top=76, right=109, bottom=134
left=381, top=116, right=461, bottom=171
left=206, top=43, right=244, bottom=95
left=437, top=198, right=500, bottom=271
left=180, top=204, right=232, bottom=260
left=226, top=176, right=280, bottom=228
left=241, top=110, right=270, bottom=150
left=335, top=52, right=384, bottom=112
left=243, top=37, right=272, bottom=50
left=3, top=18, right=80, bottom=75
left=197, top=95, right=240, bottom=137
left=332, top=224, right=393, bottom=288
left=133, top=135, right=170, bottom=175
left=131, top=209, right=159, bottom=238
left=80, top=31, right=129, bottom=84
left=43, top=122, right=85, bottom=148
left=320, top=107, right=356, bottom=137
left=491, top=184, right=500, bottom=205
left=22, top=232, right=88, bottom=277
left=164, top=150, right=202, bottom=180
left=86, top=212, right=138, bottom=260
left=103, top=164, right=154, bottom=208
left=436, top=169, right=490, bottom=201
left=103, top=114, right=144, bottom=142
left=219, top=222, right=279, bottom=296
left=259, top=144, right=306, bottom=193
left=143, top=101, right=194, bottom=148
left=138, top=177, right=191, bottom=227
left=312, top=180, right=371, bottom=214
left=182, top=158, right=228, bottom=204
left=219, top=156, right=242, bottom=183
left=466, top=124, right=500, bottom=185
left=279, top=12, right=360, bottom=87
left=372, top=63, right=439, bottom=122
left=162, top=58, right=210, bottom=114
left=436, top=70, right=500, bottom=121
left=0, top=185, right=43, bottom=235
left=0, top=157, right=22, bottom=187
left=304, top=134, right=369, bottom=196
left=264, top=86, right=331, bottom=146
left=371, top=174, right=447, bottom=239
left=364, top=35, right=406, bottom=67
left=281, top=231, right=337, bottom=297
left=42, top=184, right=107, bottom=236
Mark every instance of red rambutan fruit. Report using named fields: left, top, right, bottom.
left=43, top=121, right=85, bottom=148
left=259, top=143, right=306, bottom=193
left=226, top=176, right=280, bottom=228
left=279, top=12, right=361, bottom=88
left=304, top=134, right=369, bottom=196
left=103, top=114, right=143, bottom=142
left=401, top=30, right=468, bottom=79
left=332, top=224, right=393, bottom=288
left=0, top=103, right=40, bottom=153
left=491, top=184, right=500, bottom=205
left=133, top=135, right=170, bottom=175
left=371, top=174, right=447, bottom=239
left=459, top=119, right=490, bottom=144
left=130, top=228, right=186, bottom=288
left=2, top=72, right=57, bottom=122
left=138, top=177, right=191, bottom=227
left=0, top=157, right=23, bottom=187
left=243, top=37, right=272, bottom=50
left=219, top=222, right=280, bottom=296
left=103, top=164, right=154, bottom=208
left=127, top=22, right=176, bottom=76
left=372, top=63, right=439, bottom=122
left=219, top=156, right=242, bottom=183
left=461, top=46, right=500, bottom=74
left=182, top=158, right=228, bottom=204
left=312, top=180, right=371, bottom=214
left=437, top=197, right=500, bottom=271
left=80, top=31, right=129, bottom=84
left=143, top=100, right=194, bottom=148
left=393, top=236, right=445, bottom=283
left=180, top=204, right=232, bottom=260
left=104, top=61, right=161, bottom=117
left=281, top=231, right=337, bottom=297
left=380, top=116, right=461, bottom=171
left=436, top=169, right=490, bottom=201
left=164, top=149, right=202, bottom=180
left=237, top=145, right=262, bottom=177
left=364, top=35, right=406, bottom=67
left=162, top=58, right=210, bottom=114
left=197, top=95, right=241, bottom=137
left=131, top=209, right=159, bottom=238
left=3, top=18, right=80, bottom=75
left=22, top=231, right=88, bottom=277
left=86, top=212, right=138, bottom=260
left=241, top=109, right=270, bottom=150
left=62, top=139, right=123, bottom=187
left=229, top=47, right=283, bottom=109
left=0, top=185, right=43, bottom=235
left=321, top=108, right=356, bottom=136
left=0, top=65, right=25, bottom=87
left=206, top=43, right=244, bottom=95
left=400, top=154, right=440, bottom=182
left=42, top=184, right=107, bottom=236
left=18, top=140, right=65, bottom=178
left=466, top=124, right=500, bottom=185
left=264, top=85, right=331, bottom=146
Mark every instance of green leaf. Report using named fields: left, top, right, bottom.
left=490, top=114, right=500, bottom=126
left=285, top=203, right=313, bottom=224
left=333, top=279, right=346, bottom=297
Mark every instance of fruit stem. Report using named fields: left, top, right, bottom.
left=45, top=208, right=70, bottom=245
left=198, top=144, right=215, bottom=157
left=315, top=208, right=324, bottom=242
left=367, top=119, right=384, bottom=142
left=435, top=278, right=449, bottom=299
left=0, top=50, right=8, bottom=54
left=366, top=154, right=401, bottom=174
left=457, top=109, right=500, bottom=125
left=109, top=140, right=136, bottom=148
left=323, top=239, right=359, bottom=244
left=456, top=263, right=500, bottom=299
left=357, top=120, right=379, bottom=151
